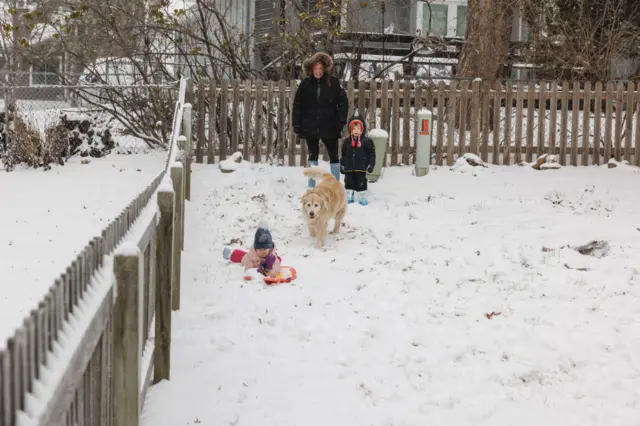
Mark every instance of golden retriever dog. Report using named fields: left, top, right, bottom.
left=301, top=166, right=347, bottom=248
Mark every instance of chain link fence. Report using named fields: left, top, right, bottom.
left=0, top=72, right=178, bottom=171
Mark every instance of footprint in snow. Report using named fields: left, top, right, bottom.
left=211, top=336, right=235, bottom=352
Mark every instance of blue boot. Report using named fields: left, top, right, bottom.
left=307, top=160, right=318, bottom=188
left=347, top=190, right=355, bottom=204
left=222, top=246, right=231, bottom=260
left=330, top=162, right=341, bottom=182
left=357, top=191, right=369, bottom=206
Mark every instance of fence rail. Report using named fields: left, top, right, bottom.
left=0, top=78, right=192, bottom=426
left=192, top=79, right=640, bottom=167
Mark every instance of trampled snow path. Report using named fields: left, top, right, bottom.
left=0, top=152, right=166, bottom=348
left=142, top=161, right=640, bottom=426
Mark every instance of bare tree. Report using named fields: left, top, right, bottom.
left=520, top=0, right=640, bottom=80
left=5, top=0, right=184, bottom=147
left=456, top=0, right=516, bottom=80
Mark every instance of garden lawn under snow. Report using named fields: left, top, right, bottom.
left=0, top=152, right=166, bottom=349
left=142, top=161, right=640, bottom=426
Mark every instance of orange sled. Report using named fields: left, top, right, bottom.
left=244, top=266, right=297, bottom=285
left=264, top=266, right=297, bottom=285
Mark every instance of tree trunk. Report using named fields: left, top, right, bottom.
left=456, top=0, right=515, bottom=131
left=457, top=0, right=515, bottom=80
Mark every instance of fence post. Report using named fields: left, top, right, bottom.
left=183, top=103, right=193, bottom=201
left=112, top=247, right=141, bottom=426
left=184, top=75, right=194, bottom=200
left=154, top=182, right=174, bottom=383
left=196, top=79, right=206, bottom=164
left=170, top=164, right=184, bottom=311
left=176, top=137, right=187, bottom=251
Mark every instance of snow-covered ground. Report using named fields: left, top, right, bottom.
left=0, top=152, right=166, bottom=349
left=142, top=161, right=640, bottom=426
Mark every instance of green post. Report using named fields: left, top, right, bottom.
left=367, top=129, right=389, bottom=183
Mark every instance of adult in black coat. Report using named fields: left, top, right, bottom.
left=292, top=52, right=349, bottom=187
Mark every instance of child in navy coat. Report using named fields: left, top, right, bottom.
left=340, top=112, right=376, bottom=205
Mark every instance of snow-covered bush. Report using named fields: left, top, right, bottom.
left=1, top=103, right=44, bottom=171
left=75, top=86, right=176, bottom=149
left=10, top=114, right=42, bottom=169
left=112, top=88, right=174, bottom=146
left=42, top=122, right=69, bottom=170
left=0, top=107, right=119, bottom=171
left=61, top=111, right=116, bottom=158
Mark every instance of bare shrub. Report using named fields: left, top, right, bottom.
left=8, top=113, right=42, bottom=169
left=1, top=110, right=71, bottom=171
left=43, top=122, right=69, bottom=170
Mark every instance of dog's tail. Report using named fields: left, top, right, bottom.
left=303, top=166, right=336, bottom=182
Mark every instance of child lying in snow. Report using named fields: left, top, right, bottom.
left=222, top=220, right=282, bottom=278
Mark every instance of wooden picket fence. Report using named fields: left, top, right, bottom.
left=192, top=79, right=640, bottom=167
left=0, top=77, right=192, bottom=426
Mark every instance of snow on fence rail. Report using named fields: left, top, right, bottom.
left=0, top=77, right=193, bottom=426
left=191, top=78, right=640, bottom=167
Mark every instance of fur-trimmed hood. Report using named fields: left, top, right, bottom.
left=302, top=52, right=334, bottom=78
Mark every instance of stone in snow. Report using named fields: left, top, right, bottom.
left=220, top=151, right=243, bottom=173
left=573, top=240, right=610, bottom=259
left=450, top=153, right=488, bottom=172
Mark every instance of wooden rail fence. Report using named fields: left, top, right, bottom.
left=0, top=77, right=192, bottom=426
left=192, top=79, right=640, bottom=167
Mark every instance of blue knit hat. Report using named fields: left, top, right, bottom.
left=254, top=220, right=273, bottom=249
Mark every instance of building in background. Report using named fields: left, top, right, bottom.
left=253, top=0, right=535, bottom=80
left=2, top=0, right=635, bottom=85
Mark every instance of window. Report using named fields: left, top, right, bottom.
left=510, top=68, right=536, bottom=81
left=423, top=4, right=448, bottom=36
left=511, top=10, right=533, bottom=41
left=521, top=21, right=532, bottom=41
left=31, top=61, right=59, bottom=86
left=456, top=5, right=467, bottom=37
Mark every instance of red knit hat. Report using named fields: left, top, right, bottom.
left=349, top=119, right=364, bottom=135
left=350, top=120, right=363, bottom=147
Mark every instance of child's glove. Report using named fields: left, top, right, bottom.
left=243, top=268, right=263, bottom=281
left=257, top=253, right=277, bottom=274
left=367, top=165, right=374, bottom=173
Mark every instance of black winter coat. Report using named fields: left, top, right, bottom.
left=292, top=75, right=349, bottom=140
left=341, top=135, right=376, bottom=173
